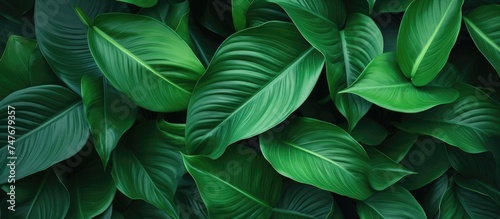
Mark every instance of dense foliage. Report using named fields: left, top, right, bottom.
left=1, top=0, right=500, bottom=218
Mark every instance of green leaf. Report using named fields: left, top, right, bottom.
left=65, top=152, right=116, bottom=219
left=365, top=146, right=415, bottom=191
left=232, top=0, right=253, bottom=31
left=232, top=0, right=290, bottom=31
left=345, top=118, right=388, bottom=146
left=331, top=13, right=383, bottom=131
left=121, top=200, right=170, bottom=219
left=260, top=117, right=374, bottom=200
left=112, top=120, right=185, bottom=219
left=376, top=131, right=418, bottom=162
left=439, top=180, right=500, bottom=219
left=0, top=35, right=35, bottom=99
left=35, top=0, right=126, bottom=93
left=81, top=75, right=137, bottom=168
left=1, top=169, right=69, bottom=218
left=272, top=181, right=336, bottom=219
left=396, top=0, right=464, bottom=86
left=117, top=0, right=157, bottom=8
left=345, top=0, right=375, bottom=15
left=357, top=186, right=426, bottom=219
left=447, top=146, right=498, bottom=187
left=188, top=16, right=224, bottom=68
left=415, top=174, right=448, bottom=219
left=183, top=144, right=283, bottom=218
left=464, top=4, right=500, bottom=75
left=185, top=21, right=324, bottom=159
left=139, top=0, right=193, bottom=48
left=396, top=83, right=500, bottom=153
left=85, top=12, right=205, bottom=112
left=340, top=52, right=459, bottom=113
left=454, top=176, right=500, bottom=205
left=397, top=137, right=450, bottom=190
left=0, top=85, right=89, bottom=183
left=175, top=176, right=208, bottom=219
left=268, top=0, right=345, bottom=36
left=373, top=0, right=412, bottom=13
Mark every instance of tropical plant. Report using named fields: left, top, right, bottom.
left=1, top=0, right=500, bottom=218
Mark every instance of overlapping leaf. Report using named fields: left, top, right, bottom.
left=260, top=117, right=374, bottom=200
left=82, top=12, right=205, bottom=112
left=186, top=21, right=324, bottom=159
left=112, top=120, right=185, bottom=218
left=397, top=0, right=464, bottom=86
left=365, top=146, right=415, bottom=191
left=396, top=83, right=500, bottom=153
left=0, top=85, right=88, bottom=183
left=183, top=145, right=283, bottom=218
left=118, top=0, right=157, bottom=8
left=464, top=4, right=500, bottom=75
left=341, top=52, right=459, bottom=113
left=81, top=75, right=137, bottom=167
left=357, top=186, right=426, bottom=219
left=376, top=131, right=418, bottom=162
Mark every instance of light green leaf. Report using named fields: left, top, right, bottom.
left=232, top=0, right=253, bottom=31
left=35, top=0, right=126, bottom=93
left=340, top=52, right=459, bottom=113
left=396, top=83, right=500, bottom=153
left=332, top=13, right=383, bottom=131
left=345, top=118, right=388, bottom=146
left=464, top=4, right=500, bottom=75
left=81, top=75, right=137, bottom=168
left=272, top=181, right=336, bottom=219
left=396, top=0, right=464, bottom=86
left=376, top=131, right=418, bottom=162
left=83, top=12, right=205, bottom=112
left=260, top=117, right=374, bottom=200
left=398, top=137, right=450, bottom=190
left=365, top=146, right=415, bottom=191
left=117, top=0, right=157, bottom=8
left=185, top=21, right=324, bottom=159
left=0, top=85, right=89, bottom=183
left=357, top=186, right=426, bottom=219
left=183, top=144, right=283, bottom=218
left=65, top=152, right=116, bottom=219
left=439, top=180, right=500, bottom=219
left=112, top=120, right=185, bottom=219
left=1, top=169, right=69, bottom=219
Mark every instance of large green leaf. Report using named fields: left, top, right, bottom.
left=447, top=146, right=498, bottom=187
left=82, top=12, right=205, bottom=112
left=183, top=144, right=283, bottom=218
left=112, top=120, right=185, bottom=219
left=81, top=75, right=137, bottom=168
left=0, top=36, right=63, bottom=100
left=260, top=117, right=374, bottom=200
left=340, top=52, right=459, bottom=113
left=185, top=21, right=324, bottom=159
left=331, top=13, right=383, bottom=131
left=1, top=169, right=69, bottom=218
left=357, top=186, right=426, bottom=219
left=439, top=180, right=500, bottom=219
left=268, top=0, right=345, bottom=37
left=376, top=131, right=418, bottom=162
left=232, top=0, right=253, bottom=31
left=272, top=181, right=336, bottom=219
left=396, top=0, right=464, bottom=86
left=396, top=83, right=500, bottom=153
left=139, top=0, right=193, bottom=48
left=35, top=0, right=126, bottom=93
left=464, top=4, right=500, bottom=75
left=65, top=152, right=116, bottom=219
left=0, top=85, right=89, bottom=183
left=397, top=137, right=450, bottom=190
left=365, top=146, right=415, bottom=191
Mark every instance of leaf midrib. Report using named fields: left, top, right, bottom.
left=91, top=27, right=190, bottom=94
left=195, top=46, right=316, bottom=147
left=13, top=100, right=81, bottom=145
left=464, top=17, right=500, bottom=52
left=187, top=162, right=272, bottom=208
left=410, top=1, right=457, bottom=77
left=272, top=208, right=315, bottom=218
left=282, top=140, right=357, bottom=179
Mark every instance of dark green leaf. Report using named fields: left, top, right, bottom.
left=415, top=174, right=448, bottom=219
left=447, top=146, right=498, bottom=187
left=346, top=118, right=388, bottom=146
left=365, top=146, right=415, bottom=191
left=117, top=0, right=157, bottom=8
left=357, top=186, right=426, bottom=219
left=376, top=131, right=418, bottom=162
left=373, top=0, right=412, bottom=13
